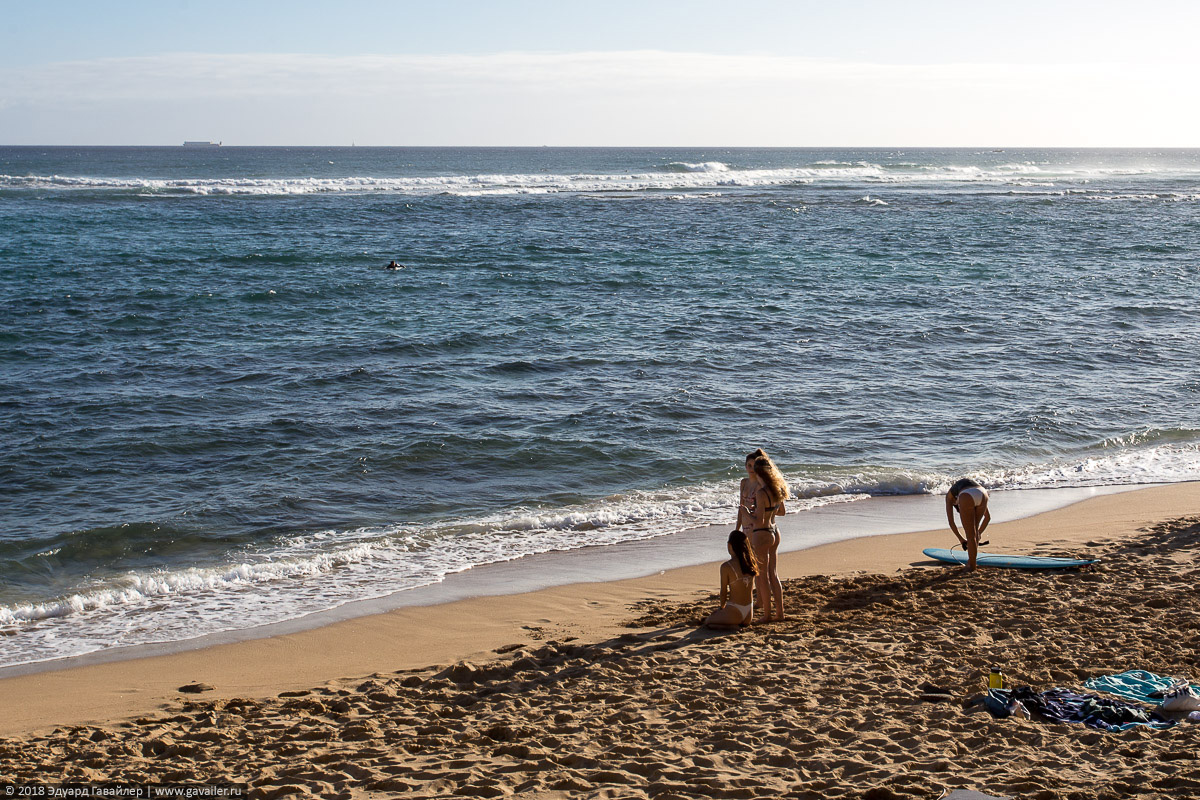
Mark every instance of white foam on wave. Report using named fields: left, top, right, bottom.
left=1094, top=192, right=1200, bottom=203
left=4, top=435, right=1199, bottom=667
left=994, top=162, right=1044, bottom=173
left=806, top=437, right=1200, bottom=497
left=976, top=438, right=1200, bottom=490
left=0, top=539, right=386, bottom=627
left=0, top=160, right=1174, bottom=198
left=1000, top=188, right=1200, bottom=202
left=666, top=161, right=730, bottom=173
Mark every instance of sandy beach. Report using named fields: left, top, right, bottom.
left=3, top=482, right=1200, bottom=798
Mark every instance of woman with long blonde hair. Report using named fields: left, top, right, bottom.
left=745, top=451, right=789, bottom=621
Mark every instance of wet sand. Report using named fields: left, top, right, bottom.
left=2, top=482, right=1199, bottom=798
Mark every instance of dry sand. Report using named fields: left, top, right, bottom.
left=2, top=483, right=1199, bottom=798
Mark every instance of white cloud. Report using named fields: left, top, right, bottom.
left=2, top=51, right=1197, bottom=145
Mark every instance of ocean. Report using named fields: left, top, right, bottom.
left=1, top=146, right=1198, bottom=668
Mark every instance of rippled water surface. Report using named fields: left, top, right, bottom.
left=1, top=147, right=1198, bottom=665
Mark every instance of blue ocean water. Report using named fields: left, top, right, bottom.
left=1, top=146, right=1198, bottom=665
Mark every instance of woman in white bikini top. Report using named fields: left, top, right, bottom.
left=705, top=529, right=759, bottom=629
left=946, top=477, right=991, bottom=571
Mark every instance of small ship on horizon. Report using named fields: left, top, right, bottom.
left=182, top=141, right=222, bottom=148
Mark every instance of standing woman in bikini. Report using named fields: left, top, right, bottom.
left=736, top=448, right=767, bottom=537
left=747, top=453, right=789, bottom=621
left=946, top=477, right=991, bottom=571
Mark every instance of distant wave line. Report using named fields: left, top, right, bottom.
left=0, top=162, right=1174, bottom=197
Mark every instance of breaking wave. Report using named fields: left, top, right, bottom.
left=0, top=160, right=1173, bottom=198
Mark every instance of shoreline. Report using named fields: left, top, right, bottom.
left=0, top=482, right=1144, bottom=679
left=1, top=480, right=1196, bottom=738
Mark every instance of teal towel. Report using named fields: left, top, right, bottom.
left=1084, top=670, right=1200, bottom=706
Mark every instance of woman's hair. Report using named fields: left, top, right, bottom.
left=745, top=447, right=767, bottom=465
left=728, top=530, right=758, bottom=576
left=948, top=477, right=981, bottom=499
left=751, top=454, right=790, bottom=506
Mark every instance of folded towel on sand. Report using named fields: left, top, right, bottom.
left=1084, top=670, right=1200, bottom=708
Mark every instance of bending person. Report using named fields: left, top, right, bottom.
left=946, top=477, right=991, bottom=571
left=747, top=452, right=789, bottom=621
left=705, top=530, right=759, bottom=629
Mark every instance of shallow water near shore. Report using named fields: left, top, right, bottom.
left=0, top=483, right=1145, bottom=679
left=1, top=146, right=1199, bottom=667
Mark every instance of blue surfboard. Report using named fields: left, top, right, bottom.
left=923, top=547, right=1098, bottom=569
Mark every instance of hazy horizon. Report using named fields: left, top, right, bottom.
left=3, top=0, right=1198, bottom=147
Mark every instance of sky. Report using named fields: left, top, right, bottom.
left=2, top=0, right=1199, bottom=146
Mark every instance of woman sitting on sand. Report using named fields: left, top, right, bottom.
left=705, top=530, right=759, bottom=628
left=745, top=452, right=789, bottom=621
left=946, top=477, right=991, bottom=571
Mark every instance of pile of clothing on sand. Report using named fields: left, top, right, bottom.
left=965, top=669, right=1200, bottom=732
